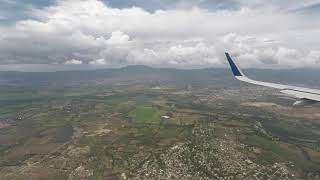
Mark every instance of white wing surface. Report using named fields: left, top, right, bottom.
left=225, top=52, right=320, bottom=104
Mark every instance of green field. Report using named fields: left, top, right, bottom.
left=0, top=77, right=320, bottom=179
left=129, top=106, right=163, bottom=123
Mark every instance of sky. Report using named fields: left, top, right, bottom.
left=0, top=0, right=320, bottom=69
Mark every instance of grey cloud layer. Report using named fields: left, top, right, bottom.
left=0, top=0, right=319, bottom=68
left=105, top=0, right=320, bottom=11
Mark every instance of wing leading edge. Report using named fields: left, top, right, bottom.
left=225, top=52, right=320, bottom=103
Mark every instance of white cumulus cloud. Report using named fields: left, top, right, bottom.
left=89, top=58, right=107, bottom=65
left=0, top=0, right=319, bottom=68
left=64, top=59, right=83, bottom=65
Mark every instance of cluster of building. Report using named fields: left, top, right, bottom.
left=131, top=123, right=297, bottom=180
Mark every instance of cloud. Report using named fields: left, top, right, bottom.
left=220, top=33, right=320, bottom=68
left=106, top=31, right=130, bottom=45
left=89, top=58, right=107, bottom=65
left=64, top=59, right=83, bottom=65
left=0, top=0, right=319, bottom=68
left=104, top=0, right=320, bottom=12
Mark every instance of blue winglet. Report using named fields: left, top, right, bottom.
left=225, top=52, right=243, bottom=77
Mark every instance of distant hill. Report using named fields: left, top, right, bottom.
left=0, top=66, right=320, bottom=89
left=121, top=65, right=153, bottom=71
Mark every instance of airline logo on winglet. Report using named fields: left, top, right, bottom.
left=225, top=52, right=243, bottom=77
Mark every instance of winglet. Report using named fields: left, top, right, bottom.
left=225, top=52, right=244, bottom=77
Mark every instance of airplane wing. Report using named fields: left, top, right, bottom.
left=225, top=52, right=320, bottom=105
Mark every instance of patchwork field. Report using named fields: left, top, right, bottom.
left=0, top=68, right=320, bottom=179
